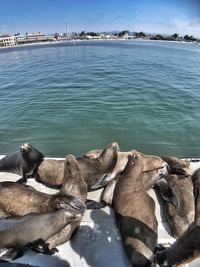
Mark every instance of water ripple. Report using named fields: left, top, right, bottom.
left=0, top=40, right=200, bottom=156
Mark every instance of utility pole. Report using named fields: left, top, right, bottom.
left=65, top=21, right=69, bottom=39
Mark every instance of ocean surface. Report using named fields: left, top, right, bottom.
left=0, top=40, right=200, bottom=157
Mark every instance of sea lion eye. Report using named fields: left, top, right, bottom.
left=174, top=166, right=184, bottom=174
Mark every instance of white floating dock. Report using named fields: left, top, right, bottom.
left=0, top=160, right=200, bottom=267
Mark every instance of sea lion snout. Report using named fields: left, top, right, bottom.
left=20, top=143, right=31, bottom=153
left=110, top=142, right=119, bottom=150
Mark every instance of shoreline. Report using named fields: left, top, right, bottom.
left=0, top=38, right=199, bottom=50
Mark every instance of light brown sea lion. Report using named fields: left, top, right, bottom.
left=157, top=174, right=195, bottom=238
left=161, top=156, right=192, bottom=176
left=0, top=143, right=44, bottom=184
left=112, top=152, right=158, bottom=267
left=33, top=142, right=118, bottom=191
left=100, top=167, right=167, bottom=206
left=192, top=167, right=200, bottom=219
left=41, top=154, right=88, bottom=250
left=0, top=181, right=86, bottom=218
left=84, top=149, right=165, bottom=173
left=0, top=208, right=84, bottom=262
left=98, top=150, right=166, bottom=206
left=156, top=217, right=200, bottom=266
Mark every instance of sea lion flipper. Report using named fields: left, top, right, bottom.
left=0, top=248, right=24, bottom=261
left=158, top=177, right=180, bottom=209
left=85, top=199, right=107, bottom=209
left=32, top=243, right=59, bottom=255
left=16, top=177, right=27, bottom=184
left=58, top=194, right=86, bottom=211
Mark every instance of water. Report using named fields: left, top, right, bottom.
left=0, top=40, right=200, bottom=157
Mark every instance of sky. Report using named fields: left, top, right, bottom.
left=0, top=0, right=200, bottom=37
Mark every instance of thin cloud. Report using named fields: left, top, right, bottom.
left=172, top=18, right=200, bottom=36
left=112, top=15, right=123, bottom=21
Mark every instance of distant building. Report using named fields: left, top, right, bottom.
left=0, top=32, right=56, bottom=47
left=0, top=35, right=16, bottom=47
left=15, top=35, right=26, bottom=44
left=24, top=33, right=55, bottom=43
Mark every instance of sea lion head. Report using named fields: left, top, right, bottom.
left=84, top=142, right=119, bottom=161
left=172, top=159, right=192, bottom=176
left=20, top=143, right=32, bottom=154
left=122, top=151, right=143, bottom=176
left=163, top=157, right=192, bottom=177
left=20, top=143, right=44, bottom=164
left=80, top=142, right=119, bottom=191
left=62, top=154, right=87, bottom=199
left=98, top=142, right=119, bottom=164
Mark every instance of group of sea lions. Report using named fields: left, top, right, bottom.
left=0, top=142, right=200, bottom=266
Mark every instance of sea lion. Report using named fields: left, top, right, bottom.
left=40, top=154, right=88, bottom=250
left=84, top=149, right=165, bottom=173
left=192, top=167, right=200, bottom=219
left=0, top=143, right=44, bottom=184
left=34, top=142, right=118, bottom=191
left=98, top=150, right=166, bottom=206
left=156, top=217, right=200, bottom=266
left=157, top=174, right=195, bottom=238
left=100, top=168, right=165, bottom=206
left=161, top=156, right=192, bottom=176
left=0, top=208, right=84, bottom=261
left=0, top=181, right=86, bottom=218
left=112, top=152, right=158, bottom=267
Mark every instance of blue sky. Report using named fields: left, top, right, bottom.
left=0, top=0, right=200, bottom=37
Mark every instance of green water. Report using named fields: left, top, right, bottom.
left=0, top=40, right=200, bottom=157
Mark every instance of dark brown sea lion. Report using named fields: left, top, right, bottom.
left=192, top=167, right=200, bottom=219
left=112, top=153, right=158, bottom=267
left=0, top=181, right=86, bottom=218
left=161, top=156, right=192, bottom=176
left=34, top=142, right=118, bottom=191
left=156, top=217, right=200, bottom=266
left=157, top=174, right=195, bottom=238
left=41, top=154, right=88, bottom=250
left=0, top=208, right=84, bottom=262
left=0, top=143, right=44, bottom=184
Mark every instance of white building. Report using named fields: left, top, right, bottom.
left=0, top=35, right=16, bottom=47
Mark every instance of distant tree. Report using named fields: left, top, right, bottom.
left=156, top=34, right=164, bottom=40
left=135, top=31, right=146, bottom=38
left=118, top=30, right=129, bottom=37
left=139, top=31, right=146, bottom=37
left=87, top=32, right=99, bottom=36
left=184, top=34, right=195, bottom=41
left=171, top=33, right=179, bottom=39
left=79, top=31, right=86, bottom=37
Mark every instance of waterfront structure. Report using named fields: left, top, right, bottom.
left=25, top=33, right=55, bottom=43
left=0, top=35, right=15, bottom=47
left=0, top=32, right=56, bottom=47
